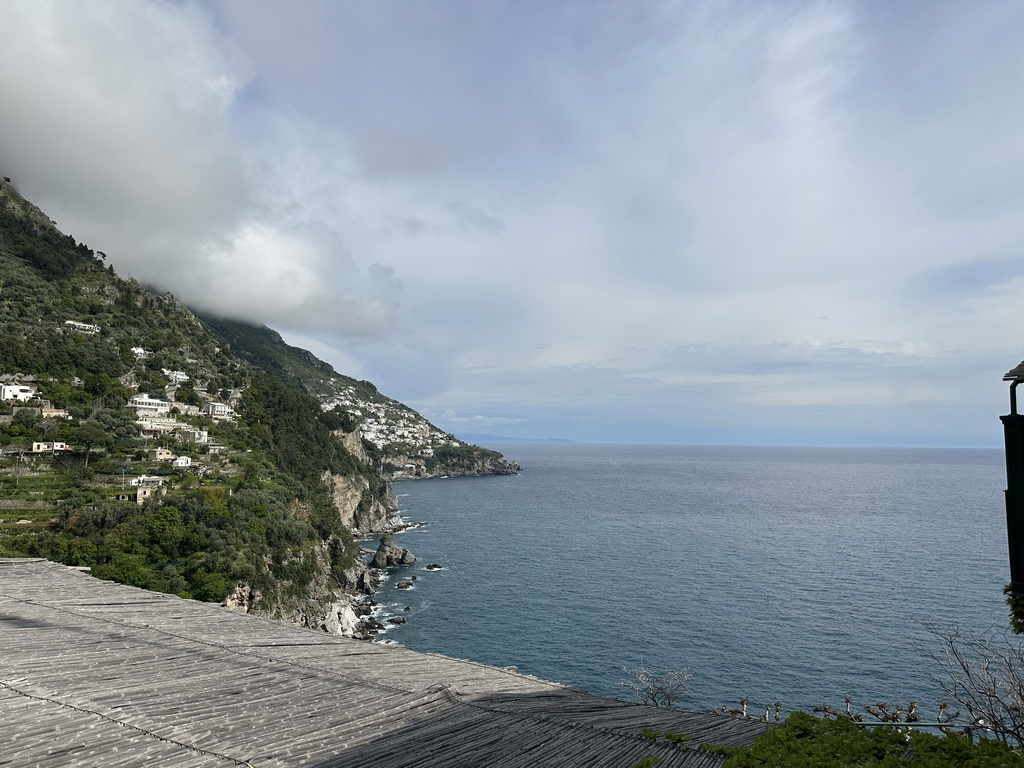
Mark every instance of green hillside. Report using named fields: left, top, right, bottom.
left=0, top=180, right=391, bottom=618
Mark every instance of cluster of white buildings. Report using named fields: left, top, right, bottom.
left=319, top=388, right=459, bottom=453
left=126, top=393, right=234, bottom=422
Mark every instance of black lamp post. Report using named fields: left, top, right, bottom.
left=1002, top=362, right=1024, bottom=597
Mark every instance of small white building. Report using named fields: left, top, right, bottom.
left=172, top=455, right=192, bottom=470
left=162, top=369, right=190, bottom=384
left=40, top=407, right=69, bottom=419
left=177, top=428, right=209, bottom=445
left=130, top=347, right=151, bottom=359
left=201, top=402, right=233, bottom=420
left=2, top=384, right=37, bottom=402
left=119, top=476, right=165, bottom=505
left=127, top=393, right=173, bottom=416
left=31, top=441, right=71, bottom=453
left=64, top=320, right=100, bottom=335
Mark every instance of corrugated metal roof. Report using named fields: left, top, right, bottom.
left=0, top=558, right=766, bottom=767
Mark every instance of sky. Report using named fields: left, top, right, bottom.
left=0, top=0, right=1022, bottom=447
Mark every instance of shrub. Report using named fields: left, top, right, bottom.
left=715, top=711, right=1024, bottom=767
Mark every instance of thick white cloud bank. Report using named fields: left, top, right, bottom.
left=1, top=0, right=1023, bottom=446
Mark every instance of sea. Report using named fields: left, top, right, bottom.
left=371, top=443, right=1010, bottom=717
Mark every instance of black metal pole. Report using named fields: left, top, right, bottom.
left=1002, top=409, right=1024, bottom=595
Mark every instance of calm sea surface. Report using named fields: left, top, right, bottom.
left=373, top=444, right=1008, bottom=715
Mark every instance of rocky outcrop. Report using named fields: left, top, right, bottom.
left=335, top=428, right=371, bottom=465
left=222, top=543, right=383, bottom=639
left=321, top=469, right=401, bottom=534
left=370, top=533, right=416, bottom=568
left=321, top=598, right=363, bottom=637
left=383, top=452, right=520, bottom=480
left=222, top=581, right=261, bottom=614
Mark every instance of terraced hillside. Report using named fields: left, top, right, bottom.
left=0, top=179, right=397, bottom=625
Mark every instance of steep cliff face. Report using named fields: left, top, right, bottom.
left=321, top=469, right=401, bottom=534
left=319, top=425, right=402, bottom=534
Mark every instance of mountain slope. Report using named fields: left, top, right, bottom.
left=0, top=178, right=474, bottom=635
left=199, top=315, right=520, bottom=480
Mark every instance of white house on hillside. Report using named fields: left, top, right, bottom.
left=177, top=428, right=209, bottom=445
left=127, top=393, right=172, bottom=416
left=162, top=369, right=190, bottom=384
left=119, top=476, right=166, bottom=505
left=201, top=402, right=233, bottom=419
left=31, top=441, right=70, bottom=453
left=64, top=320, right=100, bottom=335
left=2, top=384, right=37, bottom=402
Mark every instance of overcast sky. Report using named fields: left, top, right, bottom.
left=1, top=0, right=1022, bottom=446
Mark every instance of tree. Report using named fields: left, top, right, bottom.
left=174, top=383, right=201, bottom=406
left=920, top=622, right=1024, bottom=747
left=621, top=666, right=692, bottom=708
left=72, top=424, right=109, bottom=467
left=12, top=408, right=38, bottom=433
left=9, top=452, right=28, bottom=489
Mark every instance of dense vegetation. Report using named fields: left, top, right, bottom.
left=716, top=711, right=1024, bottom=767
left=633, top=713, right=1024, bottom=767
left=0, top=181, right=373, bottom=610
left=0, top=193, right=107, bottom=279
left=198, top=314, right=384, bottom=404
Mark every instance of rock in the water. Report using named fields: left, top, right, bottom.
left=369, top=533, right=416, bottom=569
left=387, top=616, right=407, bottom=625
left=426, top=563, right=442, bottom=571
left=396, top=581, right=414, bottom=590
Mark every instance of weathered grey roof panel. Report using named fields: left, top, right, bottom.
left=0, top=559, right=765, bottom=766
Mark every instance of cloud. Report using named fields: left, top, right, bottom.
left=0, top=2, right=247, bottom=238
left=0, top=0, right=399, bottom=340
left=2, top=1, right=1023, bottom=445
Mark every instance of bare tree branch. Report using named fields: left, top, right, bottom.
left=919, top=622, right=1024, bottom=746
left=621, top=666, right=691, bottom=708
